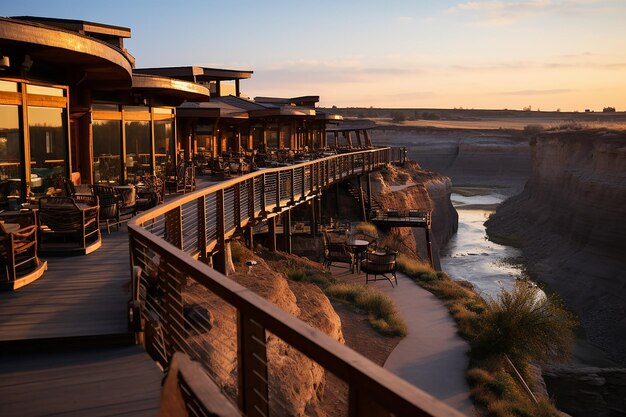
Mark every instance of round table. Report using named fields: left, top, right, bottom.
left=346, top=239, right=371, bottom=273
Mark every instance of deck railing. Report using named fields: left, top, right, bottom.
left=128, top=147, right=465, bottom=417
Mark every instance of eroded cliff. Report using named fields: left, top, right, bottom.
left=486, top=130, right=626, bottom=364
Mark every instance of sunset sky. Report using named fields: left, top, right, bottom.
left=5, top=0, right=626, bottom=110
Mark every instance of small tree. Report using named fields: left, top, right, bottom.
left=392, top=112, right=406, bottom=123
left=476, top=282, right=576, bottom=364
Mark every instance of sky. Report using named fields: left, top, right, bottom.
left=3, top=0, right=626, bottom=110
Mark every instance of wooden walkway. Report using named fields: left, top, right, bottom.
left=0, top=225, right=163, bottom=416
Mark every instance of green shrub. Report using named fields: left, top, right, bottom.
left=476, top=282, right=576, bottom=364
left=286, top=269, right=307, bottom=282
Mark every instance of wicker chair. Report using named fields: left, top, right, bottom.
left=91, top=184, right=121, bottom=234
left=38, top=196, right=101, bottom=255
left=0, top=212, right=47, bottom=290
left=361, top=248, right=398, bottom=287
left=323, top=234, right=355, bottom=272
left=136, top=175, right=165, bottom=211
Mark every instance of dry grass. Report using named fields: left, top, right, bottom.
left=396, top=255, right=568, bottom=416
left=262, top=250, right=407, bottom=337
left=326, top=282, right=407, bottom=336
left=354, top=222, right=378, bottom=237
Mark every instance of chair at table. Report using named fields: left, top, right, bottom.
left=0, top=212, right=47, bottom=290
left=136, top=175, right=165, bottom=211
left=91, top=184, right=121, bottom=234
left=322, top=233, right=355, bottom=272
left=37, top=196, right=101, bottom=255
left=361, top=248, right=398, bottom=287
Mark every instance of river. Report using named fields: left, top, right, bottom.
left=440, top=191, right=528, bottom=299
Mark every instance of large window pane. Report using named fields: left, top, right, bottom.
left=28, top=106, right=67, bottom=197
left=125, top=120, right=151, bottom=183
left=0, top=105, right=21, bottom=205
left=93, top=120, right=122, bottom=184
left=281, top=124, right=291, bottom=149
left=267, top=123, right=278, bottom=149
left=154, top=119, right=174, bottom=177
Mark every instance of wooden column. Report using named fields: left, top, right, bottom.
left=356, top=130, right=363, bottom=147
left=197, top=195, right=207, bottom=262
left=425, top=227, right=434, bottom=269
left=310, top=199, right=317, bottom=237
left=358, top=177, right=367, bottom=221
left=366, top=173, right=372, bottom=211
left=282, top=210, right=292, bottom=254
left=245, top=226, right=254, bottom=250
left=235, top=79, right=241, bottom=97
left=267, top=216, right=276, bottom=252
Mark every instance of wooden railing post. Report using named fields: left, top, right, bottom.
left=157, top=261, right=186, bottom=363
left=214, top=189, right=227, bottom=274
left=290, top=168, right=295, bottom=204
left=275, top=172, right=281, bottom=211
left=197, top=195, right=207, bottom=261
left=164, top=206, right=183, bottom=250
left=234, top=183, right=241, bottom=229
left=260, top=173, right=267, bottom=213
left=237, top=313, right=269, bottom=417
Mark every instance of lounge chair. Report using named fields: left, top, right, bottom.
left=0, top=212, right=47, bottom=290
left=361, top=248, right=398, bottom=287
left=38, top=196, right=101, bottom=255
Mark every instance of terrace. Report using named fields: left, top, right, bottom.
left=0, top=15, right=465, bottom=417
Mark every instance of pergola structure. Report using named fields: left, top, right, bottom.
left=326, top=122, right=376, bottom=148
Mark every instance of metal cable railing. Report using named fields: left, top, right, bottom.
left=127, top=147, right=462, bottom=417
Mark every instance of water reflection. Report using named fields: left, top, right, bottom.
left=441, top=192, right=528, bottom=299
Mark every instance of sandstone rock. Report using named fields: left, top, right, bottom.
left=486, top=130, right=626, bottom=364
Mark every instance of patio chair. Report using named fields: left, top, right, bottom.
left=136, top=175, right=165, bottom=212
left=0, top=212, right=47, bottom=290
left=37, top=196, right=101, bottom=255
left=91, top=184, right=121, bottom=234
left=323, top=234, right=355, bottom=272
left=361, top=248, right=398, bottom=287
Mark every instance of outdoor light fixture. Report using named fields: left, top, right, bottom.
left=0, top=55, right=10, bottom=70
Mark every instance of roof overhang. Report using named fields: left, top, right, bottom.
left=0, top=17, right=134, bottom=88
left=132, top=74, right=210, bottom=102
left=249, top=106, right=316, bottom=118
left=135, top=66, right=253, bottom=82
left=177, top=101, right=248, bottom=119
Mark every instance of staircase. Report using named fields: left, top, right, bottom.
left=345, top=180, right=382, bottom=219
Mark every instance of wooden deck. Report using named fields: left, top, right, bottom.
left=0, top=223, right=164, bottom=416
left=0, top=345, right=162, bottom=417
left=0, top=228, right=131, bottom=344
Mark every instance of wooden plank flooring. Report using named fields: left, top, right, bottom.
left=0, top=345, right=162, bottom=417
left=0, top=227, right=131, bottom=342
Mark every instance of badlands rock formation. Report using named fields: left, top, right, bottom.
left=486, top=130, right=626, bottom=364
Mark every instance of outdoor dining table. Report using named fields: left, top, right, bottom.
left=346, top=238, right=371, bottom=273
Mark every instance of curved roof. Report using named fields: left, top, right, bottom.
left=132, top=74, right=210, bottom=101
left=0, top=17, right=134, bottom=88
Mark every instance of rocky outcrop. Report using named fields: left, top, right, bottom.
left=186, top=247, right=344, bottom=416
left=370, top=161, right=458, bottom=268
left=486, top=130, right=626, bottom=364
left=543, top=366, right=626, bottom=417
left=372, top=127, right=530, bottom=193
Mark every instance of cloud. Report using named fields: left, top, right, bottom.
left=446, top=0, right=613, bottom=26
left=451, top=58, right=626, bottom=72
left=496, top=88, right=573, bottom=95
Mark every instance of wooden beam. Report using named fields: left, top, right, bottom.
left=282, top=210, right=292, bottom=254
left=267, top=217, right=276, bottom=252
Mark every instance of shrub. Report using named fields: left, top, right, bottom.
left=476, top=282, right=576, bottom=364
left=354, top=222, right=378, bottom=238
left=523, top=124, right=544, bottom=135
left=326, top=282, right=407, bottom=336
left=286, top=269, right=307, bottom=282
left=230, top=240, right=248, bottom=264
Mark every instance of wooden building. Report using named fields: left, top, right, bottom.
left=0, top=17, right=209, bottom=204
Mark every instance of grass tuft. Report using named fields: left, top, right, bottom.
left=326, top=282, right=407, bottom=336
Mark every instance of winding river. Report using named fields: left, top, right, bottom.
left=439, top=191, right=527, bottom=299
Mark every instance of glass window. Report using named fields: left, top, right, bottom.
left=267, top=123, right=279, bottom=149
left=280, top=124, right=291, bottom=149
left=251, top=126, right=263, bottom=150
left=28, top=106, right=67, bottom=197
left=93, top=120, right=122, bottom=184
left=0, top=80, right=18, bottom=92
left=0, top=105, right=21, bottom=205
left=125, top=120, right=151, bottom=183
left=93, top=103, right=119, bottom=112
left=124, top=105, right=149, bottom=113
left=154, top=120, right=174, bottom=178
left=154, top=107, right=174, bottom=115
left=27, top=84, right=64, bottom=97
